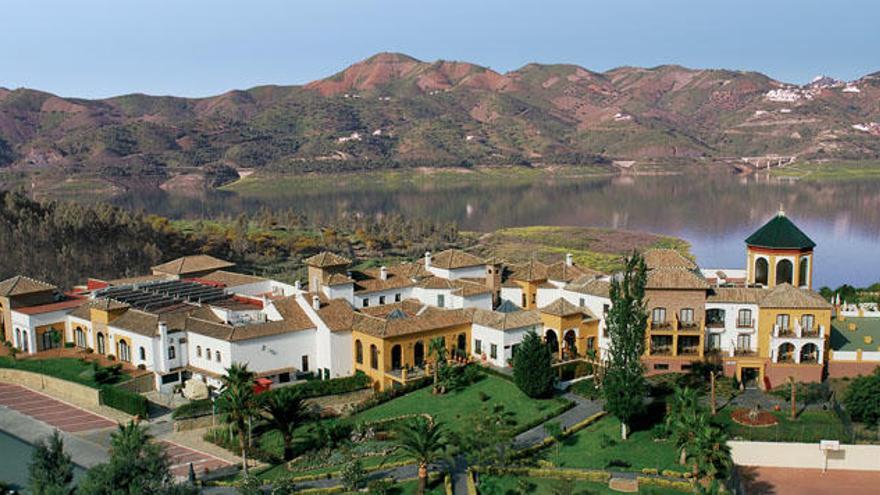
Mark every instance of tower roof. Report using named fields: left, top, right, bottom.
left=745, top=211, right=815, bottom=250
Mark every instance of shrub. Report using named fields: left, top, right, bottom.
left=93, top=363, right=123, bottom=385
left=512, top=330, right=555, bottom=398
left=85, top=347, right=94, bottom=354
left=843, top=367, right=880, bottom=424
left=100, top=385, right=149, bottom=418
left=292, top=371, right=371, bottom=399
left=172, top=398, right=214, bottom=420
left=64, top=342, right=75, bottom=348
left=478, top=391, right=490, bottom=402
left=605, top=458, right=631, bottom=469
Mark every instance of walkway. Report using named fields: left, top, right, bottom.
left=0, top=383, right=116, bottom=432
left=512, top=393, right=603, bottom=449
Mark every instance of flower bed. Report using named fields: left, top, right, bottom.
left=730, top=408, right=779, bottom=427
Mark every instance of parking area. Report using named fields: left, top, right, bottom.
left=0, top=383, right=116, bottom=432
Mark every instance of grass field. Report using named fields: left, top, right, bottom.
left=0, top=357, right=124, bottom=388
left=478, top=475, right=688, bottom=495
left=548, top=416, right=681, bottom=473
left=772, top=160, right=880, bottom=182
left=714, top=407, right=849, bottom=443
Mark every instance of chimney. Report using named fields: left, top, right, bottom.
left=380, top=266, right=388, bottom=281
left=565, top=253, right=574, bottom=267
left=294, top=279, right=302, bottom=291
left=312, top=295, right=321, bottom=311
left=425, top=251, right=432, bottom=269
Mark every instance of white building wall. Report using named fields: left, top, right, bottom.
left=231, top=330, right=316, bottom=376
left=426, top=265, right=486, bottom=280
left=294, top=293, right=350, bottom=378
left=325, top=284, right=355, bottom=304
left=11, top=309, right=72, bottom=354
left=105, top=326, right=157, bottom=370
left=705, top=302, right=759, bottom=354
left=354, top=287, right=413, bottom=308
left=500, top=287, right=524, bottom=308
left=471, top=324, right=506, bottom=367
left=187, top=333, right=234, bottom=377
left=461, top=293, right=492, bottom=310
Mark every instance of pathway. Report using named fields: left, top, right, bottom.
left=512, top=393, right=603, bottom=449
left=0, top=383, right=115, bottom=432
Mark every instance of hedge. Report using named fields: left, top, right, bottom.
left=172, top=398, right=214, bottom=420
left=292, top=371, right=371, bottom=399
left=101, top=385, right=149, bottom=418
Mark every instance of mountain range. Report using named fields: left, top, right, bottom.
left=1, top=52, right=879, bottom=191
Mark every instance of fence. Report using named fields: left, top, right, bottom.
left=729, top=440, right=880, bottom=471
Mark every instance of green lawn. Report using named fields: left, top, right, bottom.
left=478, top=475, right=687, bottom=495
left=714, top=407, right=849, bottom=443
left=351, top=374, right=571, bottom=436
left=549, top=417, right=681, bottom=473
left=772, top=160, right=880, bottom=182
left=0, top=357, right=123, bottom=388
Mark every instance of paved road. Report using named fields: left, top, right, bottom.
left=0, top=383, right=116, bottom=432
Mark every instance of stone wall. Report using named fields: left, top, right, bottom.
left=0, top=368, right=101, bottom=408
left=730, top=440, right=880, bottom=471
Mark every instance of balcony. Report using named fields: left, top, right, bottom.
left=736, top=319, right=754, bottom=329
left=706, top=320, right=725, bottom=329
left=650, top=319, right=673, bottom=331
left=732, top=348, right=757, bottom=357
left=676, top=318, right=702, bottom=333
left=385, top=366, right=428, bottom=384
left=772, top=323, right=826, bottom=339
left=650, top=346, right=673, bottom=356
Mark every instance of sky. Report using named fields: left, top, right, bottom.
left=2, top=0, right=879, bottom=99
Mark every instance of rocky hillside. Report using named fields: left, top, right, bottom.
left=2, top=52, right=879, bottom=191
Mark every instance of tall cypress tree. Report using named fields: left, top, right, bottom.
left=603, top=252, right=649, bottom=439
left=28, top=430, right=74, bottom=495
left=513, top=330, right=555, bottom=398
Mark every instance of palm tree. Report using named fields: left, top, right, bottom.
left=428, top=337, right=447, bottom=394
left=666, top=386, right=703, bottom=465
left=693, top=425, right=733, bottom=483
left=218, top=363, right=256, bottom=476
left=393, top=417, right=448, bottom=495
left=259, top=387, right=306, bottom=461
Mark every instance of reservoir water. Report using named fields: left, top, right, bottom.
left=108, top=171, right=880, bottom=289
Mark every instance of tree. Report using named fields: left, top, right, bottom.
left=512, top=330, right=555, bottom=398
left=454, top=404, right=516, bottom=467
left=843, top=367, right=880, bottom=425
left=665, top=386, right=701, bottom=465
left=428, top=337, right=447, bottom=394
left=28, top=430, right=74, bottom=495
left=393, top=417, right=448, bottom=495
left=259, top=386, right=307, bottom=461
left=78, top=421, right=197, bottom=495
left=692, top=425, right=732, bottom=482
left=602, top=252, right=649, bottom=439
left=340, top=456, right=367, bottom=491
left=544, top=421, right=564, bottom=466
left=218, top=363, right=257, bottom=476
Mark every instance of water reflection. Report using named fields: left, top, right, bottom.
left=109, top=173, right=880, bottom=288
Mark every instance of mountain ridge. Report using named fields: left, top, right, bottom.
left=1, top=52, right=879, bottom=192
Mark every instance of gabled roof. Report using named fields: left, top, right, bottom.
left=643, top=249, right=697, bottom=270
left=304, top=251, right=351, bottom=268
left=508, top=260, right=549, bottom=282
left=151, top=255, right=235, bottom=276
left=540, top=298, right=596, bottom=319
left=546, top=262, right=602, bottom=283
left=0, top=276, right=56, bottom=297
left=495, top=299, right=521, bottom=313
left=416, top=277, right=492, bottom=297
left=706, top=287, right=764, bottom=304
left=472, top=308, right=542, bottom=331
left=745, top=212, right=816, bottom=250
left=352, top=307, right=473, bottom=338
left=199, top=270, right=267, bottom=287
left=426, top=249, right=485, bottom=270
left=186, top=296, right=314, bottom=342
left=759, top=283, right=831, bottom=310
left=313, top=295, right=356, bottom=332
left=564, top=276, right=611, bottom=298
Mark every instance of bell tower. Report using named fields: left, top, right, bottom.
left=745, top=207, right=815, bottom=289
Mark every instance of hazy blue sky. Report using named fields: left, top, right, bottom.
left=3, top=0, right=878, bottom=98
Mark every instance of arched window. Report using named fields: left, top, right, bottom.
left=139, top=346, right=146, bottom=361
left=457, top=333, right=466, bottom=351
left=206, top=348, right=211, bottom=361
left=800, top=343, right=819, bottom=363
left=75, top=327, right=86, bottom=347
left=370, top=344, right=379, bottom=370
left=355, top=340, right=363, bottom=364
left=97, top=333, right=105, bottom=354
left=15, top=329, right=21, bottom=349
left=391, top=344, right=402, bottom=369
left=215, top=351, right=221, bottom=362
left=755, top=258, right=769, bottom=286
left=798, top=258, right=809, bottom=287
left=413, top=341, right=425, bottom=367
left=776, top=259, right=793, bottom=285
left=777, top=342, right=795, bottom=363
left=196, top=345, right=202, bottom=358
left=118, top=340, right=131, bottom=362
left=544, top=329, right=559, bottom=354
left=168, top=346, right=175, bottom=360
left=22, top=330, right=28, bottom=353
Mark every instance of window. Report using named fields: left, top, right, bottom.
left=490, top=344, right=498, bottom=360
left=511, top=344, right=520, bottom=357
left=161, top=373, right=180, bottom=385
left=97, top=333, right=106, bottom=354
left=437, top=294, right=445, bottom=308
left=118, top=340, right=131, bottom=362
left=355, top=340, right=364, bottom=364
left=521, top=294, right=527, bottom=307
left=708, top=334, right=721, bottom=350
left=776, top=314, right=790, bottom=331
left=215, top=351, right=221, bottom=362
left=736, top=334, right=751, bottom=352
left=799, top=258, right=809, bottom=287
left=75, top=327, right=86, bottom=347
left=279, top=372, right=291, bottom=383
left=801, top=314, right=815, bottom=332
left=301, top=355, right=309, bottom=372
left=370, top=345, right=378, bottom=370
left=653, top=363, right=669, bottom=370
left=206, top=348, right=211, bottom=361
left=139, top=346, right=146, bottom=361
left=755, top=258, right=769, bottom=286
left=362, top=298, right=369, bottom=308
left=579, top=298, right=585, bottom=307
left=652, top=307, right=667, bottom=323
left=680, top=308, right=694, bottom=323
left=603, top=304, right=610, bottom=316
left=475, top=339, right=482, bottom=354
left=196, top=346, right=202, bottom=358
left=737, top=309, right=752, bottom=327
left=379, top=295, right=386, bottom=305
left=168, top=346, right=175, bottom=360
left=394, top=293, right=401, bottom=302
left=586, top=337, right=595, bottom=350
left=776, top=259, right=793, bottom=285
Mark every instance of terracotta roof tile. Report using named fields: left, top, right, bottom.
left=643, top=249, right=697, bottom=270
left=508, top=260, right=549, bottom=282
left=304, top=251, right=352, bottom=268
left=707, top=287, right=764, bottom=304
left=472, top=308, right=542, bottom=331
left=425, top=249, right=485, bottom=270
left=546, top=262, right=603, bottom=282
left=0, top=276, right=56, bottom=297
left=200, top=270, right=267, bottom=287
left=352, top=307, right=473, bottom=338
left=646, top=267, right=710, bottom=290
left=151, top=255, right=234, bottom=275
left=563, top=276, right=611, bottom=298
left=540, top=298, right=596, bottom=319
left=759, top=283, right=831, bottom=310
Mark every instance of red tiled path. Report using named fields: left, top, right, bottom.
left=160, top=440, right=232, bottom=478
left=0, top=382, right=115, bottom=432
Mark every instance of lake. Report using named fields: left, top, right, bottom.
left=108, top=171, right=880, bottom=289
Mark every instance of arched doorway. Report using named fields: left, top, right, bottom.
left=391, top=344, right=402, bottom=369
left=755, top=258, right=769, bottom=286
left=355, top=340, right=363, bottom=364
left=563, top=330, right=577, bottom=358
left=14, top=329, right=21, bottom=349
left=799, top=258, right=809, bottom=287
left=370, top=344, right=379, bottom=369
left=777, top=259, right=793, bottom=285
left=777, top=342, right=795, bottom=363
left=545, top=329, right=559, bottom=354
left=800, top=343, right=818, bottom=363
left=97, top=333, right=106, bottom=354
left=457, top=334, right=466, bottom=351
left=413, top=341, right=425, bottom=367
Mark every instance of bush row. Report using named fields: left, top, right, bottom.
left=172, top=398, right=214, bottom=420
left=100, top=385, right=149, bottom=418
left=293, top=372, right=371, bottom=399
